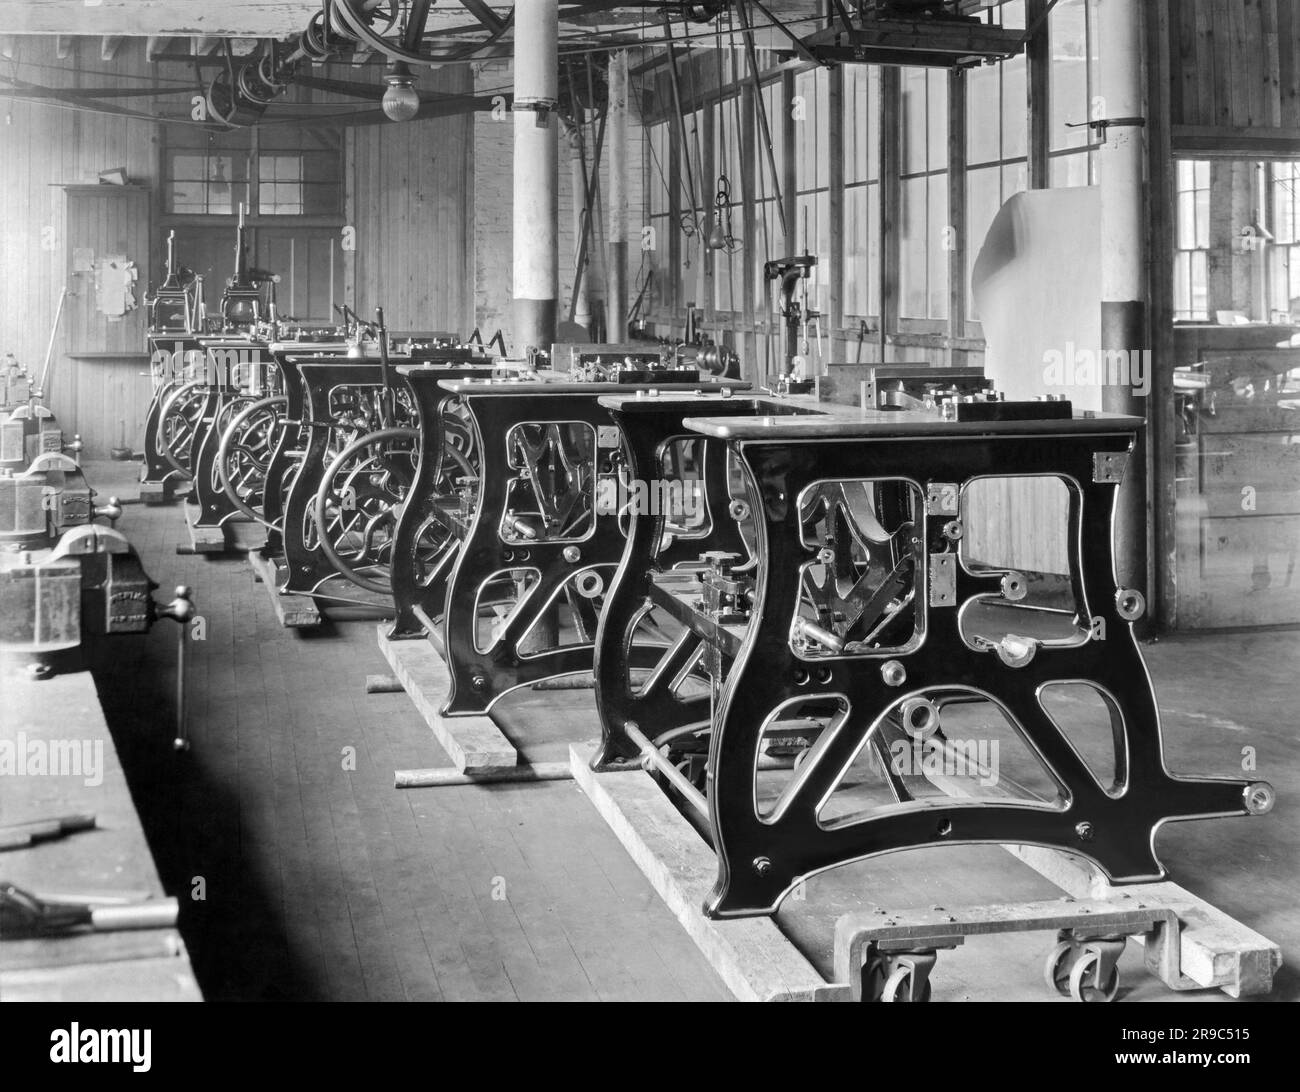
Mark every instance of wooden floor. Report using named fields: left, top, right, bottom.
left=82, top=460, right=1298, bottom=1002
left=87, top=462, right=731, bottom=1001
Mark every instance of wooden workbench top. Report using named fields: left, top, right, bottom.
left=0, top=670, right=200, bottom=1001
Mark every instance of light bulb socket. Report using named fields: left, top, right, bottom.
left=382, top=62, right=420, bottom=123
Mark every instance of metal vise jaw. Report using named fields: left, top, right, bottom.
left=0, top=454, right=119, bottom=549
left=2, top=404, right=67, bottom=472
left=0, top=525, right=148, bottom=675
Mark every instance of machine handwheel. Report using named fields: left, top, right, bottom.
left=158, top=380, right=207, bottom=478
left=217, top=395, right=288, bottom=526
left=313, top=426, right=420, bottom=596
left=1068, top=949, right=1120, bottom=1003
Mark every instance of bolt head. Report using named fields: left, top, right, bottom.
left=752, top=856, right=772, bottom=877
left=1075, top=821, right=1095, bottom=842
left=1244, top=782, right=1275, bottom=815
left=880, top=659, right=906, bottom=687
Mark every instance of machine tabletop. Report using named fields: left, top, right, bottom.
left=437, top=375, right=749, bottom=396
left=680, top=406, right=1144, bottom=441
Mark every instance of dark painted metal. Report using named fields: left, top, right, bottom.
left=592, top=400, right=1270, bottom=919
left=697, top=421, right=1262, bottom=916
left=433, top=378, right=744, bottom=717
left=591, top=394, right=822, bottom=768
left=278, top=357, right=417, bottom=595
left=386, top=363, right=497, bottom=640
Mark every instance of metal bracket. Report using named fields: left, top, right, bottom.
left=1067, top=115, right=1146, bottom=132
left=925, top=482, right=959, bottom=516
left=928, top=553, right=955, bottom=607
left=1093, top=451, right=1128, bottom=484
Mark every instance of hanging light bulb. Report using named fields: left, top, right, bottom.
left=382, top=61, right=420, bottom=123
left=707, top=217, right=727, bottom=251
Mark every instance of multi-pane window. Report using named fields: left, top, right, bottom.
left=643, top=120, right=673, bottom=314
left=793, top=68, right=831, bottom=317
left=164, top=127, right=341, bottom=217
left=1049, top=0, right=1102, bottom=187
left=753, top=80, right=787, bottom=313
left=681, top=107, right=708, bottom=313
left=169, top=153, right=239, bottom=215
left=843, top=65, right=880, bottom=319
left=254, top=130, right=342, bottom=216
left=899, top=67, right=949, bottom=321
left=258, top=155, right=304, bottom=215
left=635, top=0, right=1110, bottom=342
left=712, top=94, right=744, bottom=315
left=1268, top=162, right=1300, bottom=320
left=1173, top=159, right=1210, bottom=321
left=166, top=127, right=250, bottom=215
left=966, top=0, right=1029, bottom=319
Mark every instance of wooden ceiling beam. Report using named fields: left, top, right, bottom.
left=55, top=35, right=74, bottom=59
left=101, top=36, right=123, bottom=62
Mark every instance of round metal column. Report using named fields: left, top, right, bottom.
left=513, top=0, right=560, bottom=354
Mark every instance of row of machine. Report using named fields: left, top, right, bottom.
left=134, top=222, right=1278, bottom=1003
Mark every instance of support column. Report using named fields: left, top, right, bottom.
left=565, top=120, right=592, bottom=334
left=1097, top=0, right=1148, bottom=598
left=606, top=50, right=629, bottom=343
left=513, top=0, right=559, bottom=354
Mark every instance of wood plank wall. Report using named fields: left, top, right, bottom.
left=0, top=37, right=476, bottom=457
left=0, top=38, right=158, bottom=409
left=349, top=64, right=474, bottom=336
left=1169, top=0, right=1300, bottom=140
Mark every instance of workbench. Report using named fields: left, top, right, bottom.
left=0, top=670, right=200, bottom=1001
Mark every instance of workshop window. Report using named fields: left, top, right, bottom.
left=712, top=93, right=744, bottom=316
left=643, top=120, right=673, bottom=316
left=1173, top=159, right=1210, bottom=322
left=164, top=127, right=341, bottom=218
left=165, top=128, right=251, bottom=215
left=255, top=130, right=342, bottom=217
left=753, top=79, right=786, bottom=314
left=1047, top=0, right=1101, bottom=187
left=899, top=67, right=948, bottom=321
left=682, top=107, right=708, bottom=316
left=966, top=3, right=1029, bottom=321
left=843, top=65, right=880, bottom=321
left=793, top=68, right=831, bottom=319
left=1268, top=161, right=1300, bottom=321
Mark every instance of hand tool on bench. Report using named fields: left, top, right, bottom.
left=0, top=881, right=179, bottom=938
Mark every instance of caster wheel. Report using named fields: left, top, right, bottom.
left=881, top=964, right=932, bottom=1003
left=1045, top=940, right=1078, bottom=996
left=1068, top=949, right=1120, bottom=1002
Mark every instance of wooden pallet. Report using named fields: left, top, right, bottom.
left=137, top=478, right=177, bottom=506
left=248, top=549, right=322, bottom=628
left=177, top=502, right=227, bottom=554
left=376, top=624, right=516, bottom=772
left=571, top=741, right=1282, bottom=1002
left=568, top=742, right=831, bottom=1002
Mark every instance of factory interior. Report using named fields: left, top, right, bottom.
left=0, top=0, right=1297, bottom=1033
